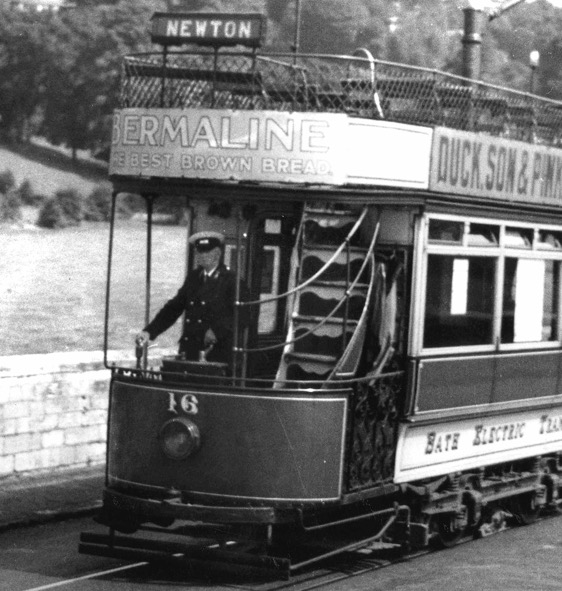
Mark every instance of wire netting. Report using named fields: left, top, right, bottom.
left=120, top=51, right=562, bottom=147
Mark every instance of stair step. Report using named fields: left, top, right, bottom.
left=293, top=314, right=359, bottom=327
left=302, top=200, right=363, bottom=246
left=298, top=291, right=366, bottom=320
left=304, top=214, right=357, bottom=226
left=301, top=252, right=369, bottom=284
left=301, top=282, right=368, bottom=295
left=309, top=279, right=370, bottom=290
left=293, top=327, right=350, bottom=356
left=285, top=352, right=338, bottom=365
left=286, top=363, right=332, bottom=382
left=304, top=205, right=358, bottom=216
left=302, top=244, right=367, bottom=256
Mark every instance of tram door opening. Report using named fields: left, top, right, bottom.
left=226, top=212, right=298, bottom=380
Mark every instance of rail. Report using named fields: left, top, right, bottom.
left=236, top=207, right=369, bottom=356
left=114, top=363, right=404, bottom=391
left=120, top=50, right=562, bottom=147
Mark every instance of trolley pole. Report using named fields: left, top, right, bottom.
left=462, top=3, right=485, bottom=82
left=462, top=0, right=528, bottom=82
left=292, top=0, right=302, bottom=64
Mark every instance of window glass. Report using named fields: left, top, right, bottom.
left=424, top=255, right=496, bottom=348
left=257, top=246, right=280, bottom=334
left=544, top=260, right=560, bottom=341
left=428, top=219, right=464, bottom=243
left=537, top=231, right=562, bottom=250
left=504, top=227, right=532, bottom=248
left=502, top=258, right=558, bottom=343
left=467, top=223, right=499, bottom=246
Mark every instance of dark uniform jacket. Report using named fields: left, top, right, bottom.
left=144, top=263, right=236, bottom=363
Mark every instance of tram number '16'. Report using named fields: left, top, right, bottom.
left=167, top=392, right=199, bottom=415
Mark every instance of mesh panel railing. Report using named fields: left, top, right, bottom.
left=121, top=50, right=562, bottom=147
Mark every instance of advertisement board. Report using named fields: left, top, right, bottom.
left=110, top=109, right=349, bottom=184
left=110, top=108, right=433, bottom=189
left=430, top=127, right=562, bottom=206
left=394, top=405, right=562, bottom=483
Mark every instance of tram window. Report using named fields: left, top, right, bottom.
left=224, top=245, right=245, bottom=278
left=424, top=255, right=495, bottom=348
left=264, top=218, right=282, bottom=234
left=467, top=223, right=499, bottom=246
left=428, top=219, right=463, bottom=244
left=258, top=246, right=280, bottom=334
left=504, top=227, right=532, bottom=248
left=502, top=258, right=559, bottom=343
left=537, top=231, right=562, bottom=250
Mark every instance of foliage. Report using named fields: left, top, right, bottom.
left=37, top=187, right=85, bottom=228
left=0, top=190, right=22, bottom=223
left=40, top=0, right=160, bottom=160
left=84, top=184, right=113, bottom=221
left=0, top=9, right=52, bottom=142
left=54, top=188, right=85, bottom=225
left=16, top=179, right=41, bottom=206
left=2, top=0, right=562, bottom=153
left=0, top=169, right=16, bottom=194
left=37, top=197, right=66, bottom=229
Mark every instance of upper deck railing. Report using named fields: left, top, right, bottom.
left=120, top=50, right=562, bottom=148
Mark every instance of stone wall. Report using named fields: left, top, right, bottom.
left=0, top=351, right=133, bottom=480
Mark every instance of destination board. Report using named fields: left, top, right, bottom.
left=151, top=12, right=265, bottom=46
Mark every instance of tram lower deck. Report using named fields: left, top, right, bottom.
left=81, top=13, right=562, bottom=573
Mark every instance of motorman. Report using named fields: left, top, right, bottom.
left=135, top=231, right=236, bottom=364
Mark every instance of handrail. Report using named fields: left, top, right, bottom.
left=351, top=47, right=384, bottom=119
left=116, top=362, right=404, bottom=389
left=121, top=50, right=562, bottom=147
left=325, top=219, right=380, bottom=382
left=237, top=206, right=368, bottom=308
left=239, top=208, right=376, bottom=356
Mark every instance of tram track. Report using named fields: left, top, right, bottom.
left=30, top=511, right=553, bottom=591
left=222, top=512, right=559, bottom=591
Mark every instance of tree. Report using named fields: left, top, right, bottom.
left=0, top=9, right=51, bottom=142
left=40, top=0, right=161, bottom=160
left=380, top=1, right=458, bottom=68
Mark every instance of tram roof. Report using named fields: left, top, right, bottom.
left=119, top=49, right=562, bottom=147
left=111, top=50, right=562, bottom=208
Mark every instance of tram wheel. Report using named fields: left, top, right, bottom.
left=511, top=493, right=540, bottom=526
left=431, top=511, right=466, bottom=548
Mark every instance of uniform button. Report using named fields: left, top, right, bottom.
left=186, top=319, right=190, bottom=323
left=201, top=301, right=206, bottom=306
left=198, top=320, right=202, bottom=323
left=189, top=301, right=194, bottom=305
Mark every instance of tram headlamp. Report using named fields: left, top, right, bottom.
left=159, top=418, right=201, bottom=460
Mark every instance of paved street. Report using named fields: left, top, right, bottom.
left=1, top=509, right=561, bottom=591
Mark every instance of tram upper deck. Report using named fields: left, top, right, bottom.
left=119, top=48, right=562, bottom=149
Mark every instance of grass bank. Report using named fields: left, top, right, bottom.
left=1, top=220, right=185, bottom=356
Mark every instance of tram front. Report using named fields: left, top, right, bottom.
left=81, top=10, right=421, bottom=574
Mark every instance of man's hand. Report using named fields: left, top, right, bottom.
left=135, top=330, right=150, bottom=346
left=204, top=328, right=217, bottom=347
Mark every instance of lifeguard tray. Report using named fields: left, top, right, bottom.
left=161, top=356, right=228, bottom=383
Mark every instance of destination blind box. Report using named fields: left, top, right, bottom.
left=151, top=12, right=266, bottom=47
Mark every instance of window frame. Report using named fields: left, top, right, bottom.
left=411, top=213, right=562, bottom=357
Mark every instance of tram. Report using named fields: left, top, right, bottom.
left=80, top=8, right=562, bottom=577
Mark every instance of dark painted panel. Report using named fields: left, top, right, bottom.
left=493, top=352, right=561, bottom=403
left=416, top=351, right=562, bottom=412
left=108, top=380, right=346, bottom=501
left=417, top=356, right=494, bottom=411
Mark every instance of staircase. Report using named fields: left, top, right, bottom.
left=275, top=205, right=378, bottom=387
